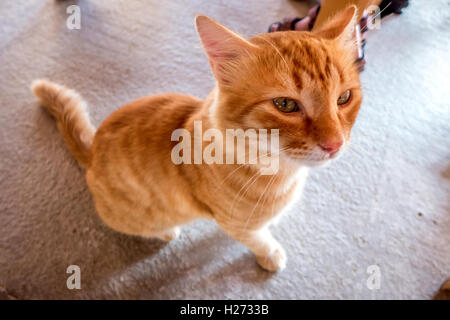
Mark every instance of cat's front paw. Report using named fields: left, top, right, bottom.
left=155, top=227, right=181, bottom=242
left=256, top=245, right=287, bottom=271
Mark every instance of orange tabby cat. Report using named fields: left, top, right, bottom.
left=31, top=6, right=362, bottom=271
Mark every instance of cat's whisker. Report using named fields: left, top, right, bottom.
left=242, top=173, right=277, bottom=233
left=228, top=145, right=288, bottom=218
left=229, top=170, right=262, bottom=221
left=359, top=1, right=392, bottom=34
left=256, top=174, right=278, bottom=222
left=348, top=145, right=370, bottom=153
left=348, top=150, right=369, bottom=156
left=271, top=179, right=280, bottom=221
left=220, top=146, right=290, bottom=185
left=254, top=35, right=291, bottom=85
left=347, top=145, right=369, bottom=155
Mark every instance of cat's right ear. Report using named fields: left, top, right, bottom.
left=313, top=5, right=358, bottom=50
left=195, top=15, right=256, bottom=83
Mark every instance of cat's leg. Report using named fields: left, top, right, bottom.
left=152, top=226, right=181, bottom=242
left=221, top=225, right=286, bottom=271
left=91, top=194, right=182, bottom=242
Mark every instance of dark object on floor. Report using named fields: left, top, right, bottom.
left=267, top=5, right=367, bottom=72
left=379, top=0, right=410, bottom=17
left=267, top=5, right=320, bottom=32
left=434, top=278, right=450, bottom=300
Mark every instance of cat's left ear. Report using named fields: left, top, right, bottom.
left=313, top=5, right=358, bottom=49
left=195, top=15, right=256, bottom=83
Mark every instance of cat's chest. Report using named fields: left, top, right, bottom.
left=219, top=167, right=309, bottom=226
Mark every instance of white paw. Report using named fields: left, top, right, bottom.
left=256, top=245, right=287, bottom=271
left=155, top=227, right=181, bottom=242
left=270, top=215, right=282, bottom=226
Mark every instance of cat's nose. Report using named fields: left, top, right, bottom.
left=319, top=140, right=343, bottom=155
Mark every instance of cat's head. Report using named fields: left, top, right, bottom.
left=196, top=6, right=362, bottom=167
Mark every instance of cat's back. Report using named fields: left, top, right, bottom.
left=89, top=93, right=202, bottom=172
left=96, top=93, right=202, bottom=136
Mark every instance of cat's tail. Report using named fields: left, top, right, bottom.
left=31, top=79, right=96, bottom=169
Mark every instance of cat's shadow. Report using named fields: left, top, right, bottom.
left=138, top=228, right=275, bottom=299
left=81, top=226, right=275, bottom=299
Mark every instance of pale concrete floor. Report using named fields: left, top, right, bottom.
left=0, top=0, right=448, bottom=299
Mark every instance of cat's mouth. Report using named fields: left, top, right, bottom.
left=284, top=147, right=341, bottom=167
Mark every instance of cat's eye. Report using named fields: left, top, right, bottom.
left=337, top=90, right=351, bottom=106
left=273, top=97, right=298, bottom=113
